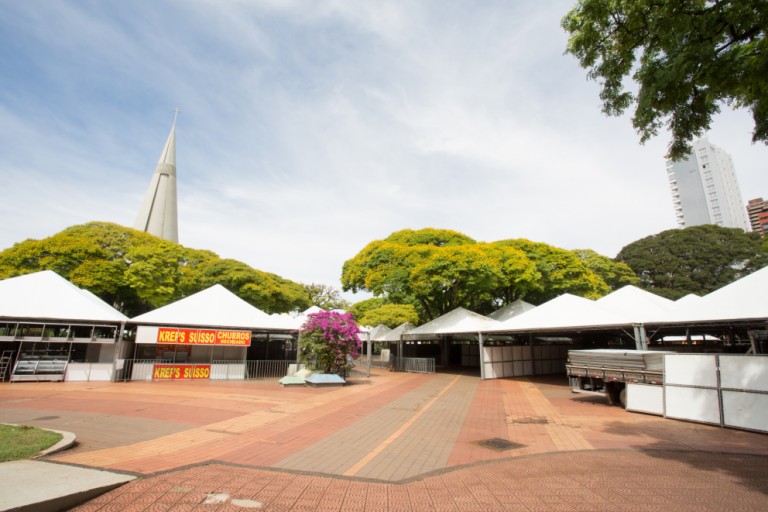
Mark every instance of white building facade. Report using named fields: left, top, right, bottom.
left=666, top=137, right=750, bottom=230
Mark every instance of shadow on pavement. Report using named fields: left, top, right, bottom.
left=600, top=419, right=768, bottom=497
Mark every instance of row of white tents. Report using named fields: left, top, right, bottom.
left=4, top=264, right=765, bottom=340
left=364, top=264, right=768, bottom=343
left=0, top=266, right=766, bottom=382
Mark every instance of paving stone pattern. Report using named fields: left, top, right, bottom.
left=1, top=370, right=768, bottom=511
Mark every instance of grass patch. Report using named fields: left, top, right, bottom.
left=0, top=424, right=63, bottom=462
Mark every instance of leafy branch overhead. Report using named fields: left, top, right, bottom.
left=562, top=0, right=768, bottom=159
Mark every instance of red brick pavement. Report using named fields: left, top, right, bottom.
left=2, top=370, right=768, bottom=511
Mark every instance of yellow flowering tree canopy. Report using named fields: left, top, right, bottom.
left=342, top=228, right=619, bottom=321
left=0, top=222, right=310, bottom=316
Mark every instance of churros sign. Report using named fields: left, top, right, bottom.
left=152, top=364, right=211, bottom=380
left=156, top=328, right=251, bottom=346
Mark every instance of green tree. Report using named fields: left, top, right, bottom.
left=341, top=228, right=613, bottom=320
left=358, top=304, right=420, bottom=329
left=616, top=224, right=768, bottom=299
left=190, top=257, right=310, bottom=314
left=496, top=239, right=610, bottom=303
left=573, top=248, right=639, bottom=289
left=349, top=297, right=388, bottom=321
left=0, top=222, right=310, bottom=315
left=342, top=229, right=535, bottom=320
left=562, top=0, right=768, bottom=159
left=303, top=283, right=351, bottom=310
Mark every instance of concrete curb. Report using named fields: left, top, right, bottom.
left=0, top=424, right=134, bottom=512
left=34, top=428, right=77, bottom=458
left=0, top=460, right=136, bottom=512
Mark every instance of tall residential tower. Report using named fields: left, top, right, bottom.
left=666, top=137, right=749, bottom=230
left=134, top=113, right=179, bottom=243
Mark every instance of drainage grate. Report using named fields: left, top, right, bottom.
left=474, top=437, right=525, bottom=452
left=508, top=416, right=549, bottom=425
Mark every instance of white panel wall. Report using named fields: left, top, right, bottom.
left=626, top=383, right=664, bottom=416
left=722, top=391, right=768, bottom=431
left=482, top=344, right=567, bottom=380
left=135, top=325, right=160, bottom=344
left=719, top=355, right=768, bottom=392
left=662, top=354, right=768, bottom=433
left=664, top=354, right=718, bottom=387
left=664, top=386, right=721, bottom=425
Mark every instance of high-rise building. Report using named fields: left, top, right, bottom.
left=747, top=198, right=768, bottom=236
left=666, top=137, right=750, bottom=230
left=134, top=113, right=179, bottom=243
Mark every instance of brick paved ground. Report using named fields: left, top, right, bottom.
left=2, top=369, right=768, bottom=511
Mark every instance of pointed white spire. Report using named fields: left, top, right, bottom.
left=133, top=110, right=180, bottom=243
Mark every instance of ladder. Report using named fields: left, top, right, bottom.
left=0, top=351, right=13, bottom=382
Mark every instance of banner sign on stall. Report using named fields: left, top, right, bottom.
left=152, top=364, right=211, bottom=380
left=156, top=328, right=251, bottom=346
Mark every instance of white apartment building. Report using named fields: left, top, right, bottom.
left=666, top=137, right=750, bottom=230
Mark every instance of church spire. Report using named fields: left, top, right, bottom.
left=133, top=110, right=179, bottom=243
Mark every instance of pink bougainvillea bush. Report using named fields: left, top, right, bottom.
left=299, top=310, right=361, bottom=374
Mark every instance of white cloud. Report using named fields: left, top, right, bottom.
left=0, top=0, right=765, bottom=297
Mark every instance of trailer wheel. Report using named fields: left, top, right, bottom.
left=606, top=382, right=621, bottom=406
left=619, top=387, right=627, bottom=409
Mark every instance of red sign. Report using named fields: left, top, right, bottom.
left=152, top=364, right=211, bottom=380
left=157, top=328, right=250, bottom=346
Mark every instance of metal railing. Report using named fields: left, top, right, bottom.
left=210, top=360, right=305, bottom=380
left=348, top=358, right=371, bottom=378
left=119, top=358, right=377, bottom=381
left=244, top=360, right=300, bottom=380
left=119, top=359, right=172, bottom=381
left=392, top=357, right=435, bottom=374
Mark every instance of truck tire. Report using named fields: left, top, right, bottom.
left=619, top=387, right=627, bottom=409
left=606, top=382, right=626, bottom=407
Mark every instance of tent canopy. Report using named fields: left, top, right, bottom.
left=404, top=308, right=500, bottom=339
left=596, top=285, right=676, bottom=323
left=0, top=270, right=127, bottom=323
left=380, top=322, right=415, bottom=342
left=131, top=284, right=286, bottom=330
left=487, top=299, right=536, bottom=322
left=486, top=293, right=631, bottom=333
left=367, top=324, right=393, bottom=341
left=671, top=265, right=768, bottom=323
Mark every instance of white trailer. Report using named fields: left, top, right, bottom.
left=565, top=349, right=676, bottom=407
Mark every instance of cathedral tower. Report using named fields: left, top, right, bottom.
left=134, top=111, right=179, bottom=242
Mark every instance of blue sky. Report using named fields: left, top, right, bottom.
left=1, top=1, right=765, bottom=297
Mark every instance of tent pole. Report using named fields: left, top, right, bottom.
left=478, top=332, right=485, bottom=380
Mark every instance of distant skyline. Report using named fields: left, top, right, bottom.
left=1, top=1, right=766, bottom=298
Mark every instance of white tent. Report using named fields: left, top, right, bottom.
left=0, top=270, right=127, bottom=323
left=268, top=312, right=305, bottom=330
left=676, top=293, right=702, bottom=306
left=672, top=265, right=768, bottom=322
left=131, top=284, right=283, bottom=330
left=485, top=293, right=631, bottom=333
left=368, top=324, right=393, bottom=341
left=404, top=307, right=500, bottom=338
left=596, top=285, right=676, bottom=323
left=487, top=299, right=536, bottom=322
left=380, top=322, right=415, bottom=342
